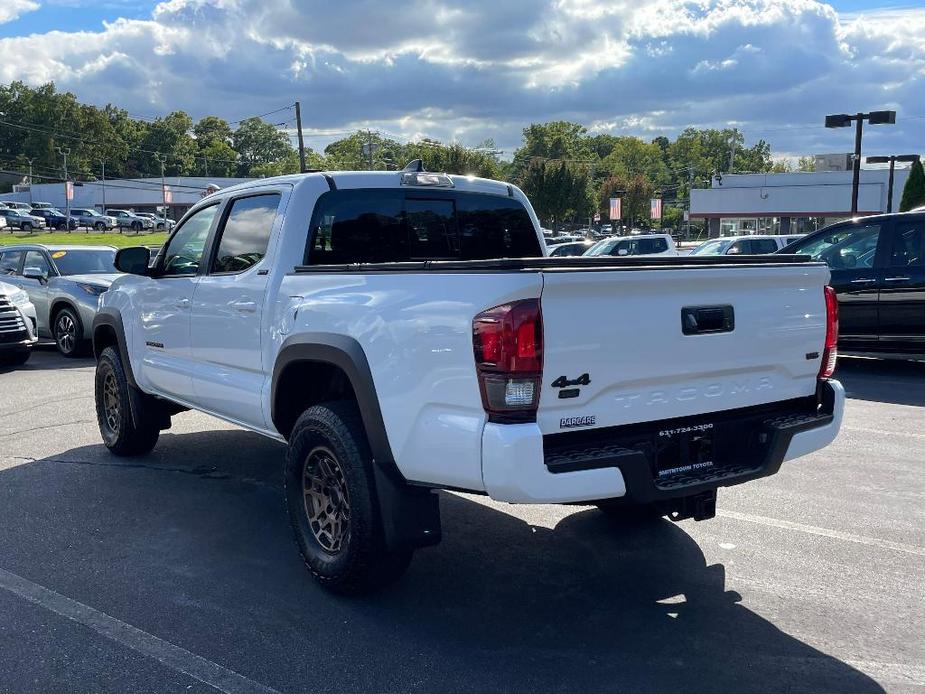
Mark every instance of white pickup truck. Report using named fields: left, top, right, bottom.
left=93, top=163, right=844, bottom=593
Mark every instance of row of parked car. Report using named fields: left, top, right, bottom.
left=545, top=232, right=807, bottom=258
left=1, top=208, right=923, bottom=368
left=0, top=200, right=175, bottom=232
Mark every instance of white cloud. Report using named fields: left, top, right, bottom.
left=0, top=0, right=39, bottom=24
left=0, top=0, right=922, bottom=157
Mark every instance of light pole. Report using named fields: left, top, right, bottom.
left=56, top=146, right=71, bottom=230
left=97, top=159, right=107, bottom=216
left=866, top=154, right=920, bottom=213
left=26, top=158, right=35, bottom=203
left=155, top=153, right=168, bottom=225
left=825, top=111, right=896, bottom=215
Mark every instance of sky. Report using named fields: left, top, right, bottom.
left=0, top=0, right=923, bottom=162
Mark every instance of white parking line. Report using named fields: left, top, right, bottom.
left=717, top=510, right=925, bottom=557
left=0, top=567, right=279, bottom=694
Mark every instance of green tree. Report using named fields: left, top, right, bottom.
left=520, top=159, right=592, bottom=227
left=900, top=159, right=925, bottom=212
left=600, top=174, right=655, bottom=226
left=140, top=111, right=198, bottom=176
left=233, top=117, right=294, bottom=175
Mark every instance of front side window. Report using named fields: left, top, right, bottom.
left=23, top=251, right=51, bottom=276
left=211, top=194, right=280, bottom=273
left=791, top=224, right=881, bottom=270
left=161, top=204, right=218, bottom=276
left=0, top=251, right=23, bottom=276
left=690, top=240, right=727, bottom=256
left=751, top=239, right=781, bottom=255
left=890, top=221, right=925, bottom=267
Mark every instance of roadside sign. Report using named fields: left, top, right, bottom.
left=593, top=213, right=601, bottom=223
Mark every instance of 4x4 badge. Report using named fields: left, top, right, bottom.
left=551, top=373, right=590, bottom=388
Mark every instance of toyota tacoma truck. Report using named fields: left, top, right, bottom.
left=92, top=163, right=844, bottom=593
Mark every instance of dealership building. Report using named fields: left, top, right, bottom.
left=691, top=167, right=912, bottom=237
left=0, top=176, right=251, bottom=220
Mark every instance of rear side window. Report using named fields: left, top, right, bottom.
left=211, top=193, right=280, bottom=273
left=750, top=239, right=780, bottom=254
left=638, top=238, right=668, bottom=254
left=305, top=190, right=542, bottom=265
left=890, top=221, right=925, bottom=267
left=0, top=251, right=23, bottom=276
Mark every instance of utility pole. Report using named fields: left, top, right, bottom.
left=26, top=158, right=35, bottom=203
left=686, top=168, right=694, bottom=240
left=825, top=111, right=896, bottom=216
left=728, top=128, right=737, bottom=173
left=295, top=101, right=307, bottom=173
left=57, top=146, right=71, bottom=230
left=155, top=153, right=168, bottom=229
left=97, top=159, right=107, bottom=215
left=366, top=129, right=375, bottom=170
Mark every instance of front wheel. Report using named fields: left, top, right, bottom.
left=53, top=307, right=86, bottom=357
left=95, top=346, right=161, bottom=456
left=284, top=402, right=412, bottom=594
left=94, top=221, right=105, bottom=231
left=131, top=221, right=141, bottom=231
left=21, top=222, right=31, bottom=232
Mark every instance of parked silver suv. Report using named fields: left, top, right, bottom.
left=70, top=208, right=118, bottom=231
left=106, top=209, right=155, bottom=231
left=0, top=244, right=121, bottom=356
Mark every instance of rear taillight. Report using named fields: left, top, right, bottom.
left=473, top=299, right=543, bottom=422
left=819, top=285, right=839, bottom=379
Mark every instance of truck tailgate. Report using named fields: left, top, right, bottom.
left=537, top=263, right=830, bottom=435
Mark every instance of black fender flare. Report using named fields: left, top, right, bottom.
left=92, top=308, right=138, bottom=388
left=272, top=333, right=398, bottom=478
left=273, top=334, right=442, bottom=550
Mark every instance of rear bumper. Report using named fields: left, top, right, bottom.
left=481, top=379, right=844, bottom=504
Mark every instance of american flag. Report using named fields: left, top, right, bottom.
left=609, top=197, right=621, bottom=220
left=650, top=198, right=662, bottom=220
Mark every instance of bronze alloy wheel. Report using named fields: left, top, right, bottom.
left=302, top=446, right=351, bottom=554
left=101, top=369, right=121, bottom=435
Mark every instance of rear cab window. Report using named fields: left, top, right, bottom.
left=305, top=189, right=542, bottom=265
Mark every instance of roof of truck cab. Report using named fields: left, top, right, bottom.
left=209, top=170, right=513, bottom=199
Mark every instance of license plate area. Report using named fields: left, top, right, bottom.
left=655, top=424, right=716, bottom=483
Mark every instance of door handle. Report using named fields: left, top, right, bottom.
left=849, top=278, right=877, bottom=285
left=231, top=300, right=257, bottom=314
left=175, top=297, right=191, bottom=309
left=883, top=277, right=910, bottom=282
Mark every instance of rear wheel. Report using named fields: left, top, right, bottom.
left=21, top=222, right=32, bottom=232
left=94, top=221, right=105, bottom=231
left=131, top=220, right=141, bottom=231
left=284, top=402, right=412, bottom=594
left=95, top=346, right=160, bottom=456
left=53, top=306, right=86, bottom=357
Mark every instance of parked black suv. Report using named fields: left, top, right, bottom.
left=30, top=208, right=77, bottom=231
left=780, top=211, right=925, bottom=357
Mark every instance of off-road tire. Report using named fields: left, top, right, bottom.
left=95, top=346, right=160, bottom=456
left=284, top=402, right=412, bottom=594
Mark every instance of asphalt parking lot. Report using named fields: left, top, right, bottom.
left=0, top=349, right=923, bottom=693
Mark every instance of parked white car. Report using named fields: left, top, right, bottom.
left=690, top=235, right=805, bottom=257
left=93, top=164, right=843, bottom=593
left=584, top=233, right=677, bottom=257
left=0, top=279, right=38, bottom=366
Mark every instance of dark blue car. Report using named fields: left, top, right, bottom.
left=31, top=208, right=77, bottom=231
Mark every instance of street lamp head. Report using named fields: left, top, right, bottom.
left=895, top=154, right=920, bottom=163
left=825, top=114, right=853, bottom=128
left=866, top=156, right=890, bottom=164
left=868, top=110, right=897, bottom=125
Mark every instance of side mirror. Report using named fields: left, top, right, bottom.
left=22, top=267, right=48, bottom=283
left=114, top=246, right=151, bottom=276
